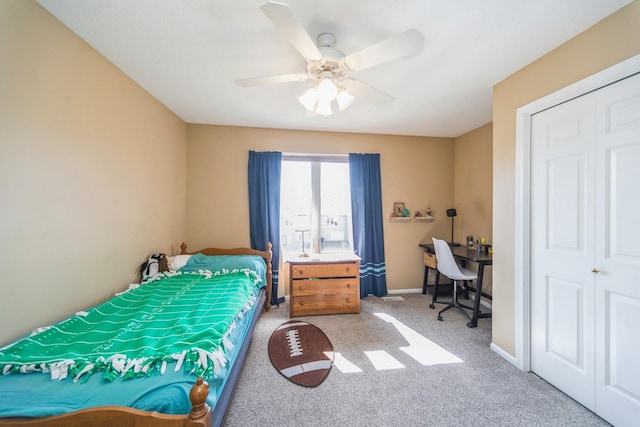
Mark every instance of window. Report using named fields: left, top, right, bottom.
left=280, top=155, right=353, bottom=257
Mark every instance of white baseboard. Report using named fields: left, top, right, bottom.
left=388, top=288, right=422, bottom=294
left=491, top=342, right=520, bottom=369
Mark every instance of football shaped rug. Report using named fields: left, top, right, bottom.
left=268, top=320, right=334, bottom=387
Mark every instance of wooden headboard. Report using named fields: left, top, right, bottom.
left=179, top=242, right=272, bottom=312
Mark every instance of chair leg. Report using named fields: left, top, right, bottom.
left=430, top=271, right=448, bottom=309
left=437, top=280, right=473, bottom=322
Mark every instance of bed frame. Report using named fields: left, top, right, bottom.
left=0, top=243, right=273, bottom=427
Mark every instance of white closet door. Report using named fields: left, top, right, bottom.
left=593, top=72, right=640, bottom=426
left=530, top=93, right=597, bottom=410
left=531, top=72, right=640, bottom=426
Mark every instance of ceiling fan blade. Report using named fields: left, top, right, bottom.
left=260, top=1, right=323, bottom=61
left=342, top=29, right=424, bottom=72
left=236, top=73, right=311, bottom=87
left=344, top=79, right=395, bottom=108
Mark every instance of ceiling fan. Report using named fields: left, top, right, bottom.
left=235, top=1, right=424, bottom=117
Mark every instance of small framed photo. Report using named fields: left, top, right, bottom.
left=393, top=202, right=405, bottom=217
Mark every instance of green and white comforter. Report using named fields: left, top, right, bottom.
left=0, top=269, right=262, bottom=383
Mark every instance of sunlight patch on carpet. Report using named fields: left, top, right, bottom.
left=331, top=352, right=363, bottom=373
left=374, top=312, right=464, bottom=366
left=382, top=296, right=404, bottom=302
left=365, top=350, right=405, bottom=370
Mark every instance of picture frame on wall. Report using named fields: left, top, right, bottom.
left=393, top=202, right=405, bottom=217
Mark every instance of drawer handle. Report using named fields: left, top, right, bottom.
left=346, top=283, right=351, bottom=289
left=345, top=267, right=351, bottom=273
left=346, top=297, right=351, bottom=303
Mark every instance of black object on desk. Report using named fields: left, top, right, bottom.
left=446, top=209, right=461, bottom=246
left=419, top=243, right=492, bottom=328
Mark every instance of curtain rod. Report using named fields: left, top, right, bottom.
left=282, top=153, right=349, bottom=162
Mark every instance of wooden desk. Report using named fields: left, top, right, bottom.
left=288, top=253, right=360, bottom=318
left=419, top=243, right=492, bottom=328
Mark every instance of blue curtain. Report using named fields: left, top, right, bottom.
left=248, top=151, right=284, bottom=306
left=349, top=153, right=387, bottom=297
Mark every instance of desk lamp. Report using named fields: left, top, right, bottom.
left=446, top=209, right=461, bottom=246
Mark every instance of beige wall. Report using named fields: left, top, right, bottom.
left=455, top=123, right=493, bottom=243
left=454, top=123, right=493, bottom=294
left=1, top=0, right=493, bottom=346
left=0, top=0, right=188, bottom=344
left=492, top=0, right=640, bottom=356
left=186, top=124, right=456, bottom=297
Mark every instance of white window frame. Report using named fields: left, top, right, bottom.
left=281, top=153, right=351, bottom=254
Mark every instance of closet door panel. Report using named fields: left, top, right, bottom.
left=594, top=72, right=640, bottom=426
left=530, top=93, right=596, bottom=410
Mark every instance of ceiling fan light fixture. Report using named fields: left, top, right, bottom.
left=317, top=77, right=337, bottom=101
left=298, top=87, right=318, bottom=111
left=316, top=97, right=333, bottom=117
left=336, top=88, right=355, bottom=111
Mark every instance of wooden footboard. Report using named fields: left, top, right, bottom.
left=0, top=378, right=212, bottom=427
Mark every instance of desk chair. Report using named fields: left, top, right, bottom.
left=423, top=252, right=449, bottom=309
left=432, top=238, right=477, bottom=322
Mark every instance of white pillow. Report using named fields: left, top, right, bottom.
left=167, top=254, right=192, bottom=271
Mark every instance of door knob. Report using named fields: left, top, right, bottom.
left=591, top=268, right=600, bottom=273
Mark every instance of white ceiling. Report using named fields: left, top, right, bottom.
left=37, top=0, right=631, bottom=138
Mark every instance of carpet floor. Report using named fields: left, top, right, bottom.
left=223, top=293, right=610, bottom=427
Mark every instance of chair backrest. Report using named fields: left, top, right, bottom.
left=432, top=238, right=469, bottom=280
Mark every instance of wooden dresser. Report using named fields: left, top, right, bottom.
left=288, top=253, right=361, bottom=318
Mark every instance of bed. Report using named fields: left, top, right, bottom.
left=0, top=243, right=272, bottom=427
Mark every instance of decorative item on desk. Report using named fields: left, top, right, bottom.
left=474, top=238, right=491, bottom=253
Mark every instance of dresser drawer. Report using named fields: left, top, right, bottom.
left=287, top=256, right=360, bottom=317
left=291, top=294, right=358, bottom=316
left=291, top=262, right=358, bottom=279
left=291, top=278, right=357, bottom=297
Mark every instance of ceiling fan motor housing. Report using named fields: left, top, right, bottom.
left=306, top=33, right=347, bottom=81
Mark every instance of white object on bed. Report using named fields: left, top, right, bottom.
left=168, top=254, right=192, bottom=271
left=115, top=283, right=140, bottom=296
